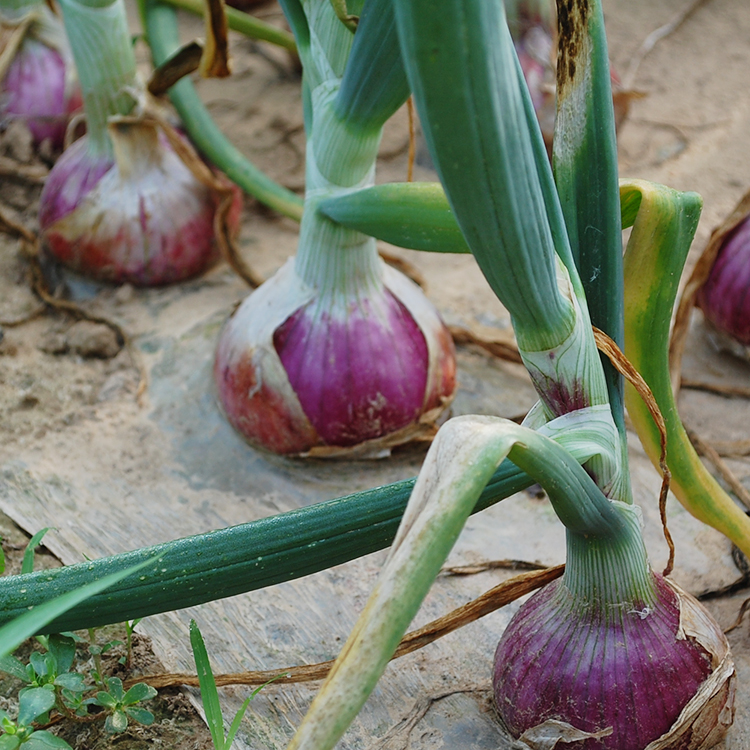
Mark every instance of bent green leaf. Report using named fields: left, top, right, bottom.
left=622, top=178, right=750, bottom=557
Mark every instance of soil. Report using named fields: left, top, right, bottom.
left=2, top=0, right=750, bottom=749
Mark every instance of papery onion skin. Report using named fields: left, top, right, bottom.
left=697, top=216, right=750, bottom=348
left=214, top=261, right=456, bottom=456
left=493, top=574, right=733, bottom=750
left=38, top=137, right=111, bottom=227
left=39, top=127, right=236, bottom=287
left=1, top=36, right=82, bottom=148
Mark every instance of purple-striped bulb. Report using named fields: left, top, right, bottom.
left=493, top=574, right=735, bottom=750
left=214, top=260, right=456, bottom=456
left=39, top=119, right=239, bottom=286
left=1, top=25, right=82, bottom=148
left=697, top=215, right=750, bottom=353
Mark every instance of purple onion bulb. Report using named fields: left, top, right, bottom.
left=39, top=119, right=238, bottom=286
left=1, top=27, right=82, bottom=148
left=214, top=260, right=457, bottom=456
left=697, top=215, right=750, bottom=350
left=493, top=574, right=734, bottom=750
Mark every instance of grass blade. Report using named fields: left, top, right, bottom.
left=223, top=697, right=251, bottom=750
left=21, top=528, right=52, bottom=575
left=141, top=0, right=303, bottom=221
left=189, top=620, right=224, bottom=750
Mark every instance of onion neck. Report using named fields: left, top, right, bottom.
left=562, top=503, right=656, bottom=608
left=294, top=62, right=383, bottom=298
left=58, top=0, right=138, bottom=157
left=108, top=119, right=162, bottom=179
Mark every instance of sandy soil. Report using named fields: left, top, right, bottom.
left=2, top=0, right=750, bottom=748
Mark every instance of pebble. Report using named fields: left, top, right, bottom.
left=66, top=321, right=122, bottom=359
left=38, top=331, right=68, bottom=355
left=114, top=284, right=135, bottom=305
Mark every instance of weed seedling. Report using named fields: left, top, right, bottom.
left=0, top=686, right=71, bottom=749
left=90, top=677, right=156, bottom=734
left=189, top=620, right=287, bottom=750
left=0, top=558, right=155, bottom=748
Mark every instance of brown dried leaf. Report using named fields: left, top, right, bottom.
left=0, top=155, right=48, bottom=184
left=684, top=425, right=750, bottom=512
left=449, top=325, right=523, bottom=365
left=147, top=41, right=203, bottom=97
left=441, top=559, right=547, bottom=576
left=681, top=378, right=750, bottom=400
left=378, top=249, right=425, bottom=288
left=126, top=564, right=564, bottom=690
left=515, top=719, right=613, bottom=750
left=199, top=0, right=231, bottom=79
left=709, top=439, right=750, bottom=458
left=406, top=96, right=416, bottom=182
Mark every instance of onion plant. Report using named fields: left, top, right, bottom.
left=0, top=0, right=746, bottom=637
left=208, top=0, right=457, bottom=456
left=277, top=1, right=740, bottom=748
left=1, top=0, right=749, bottom=746
left=38, top=0, right=240, bottom=286
left=141, top=0, right=304, bottom=221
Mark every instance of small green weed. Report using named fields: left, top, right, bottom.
left=190, top=620, right=287, bottom=750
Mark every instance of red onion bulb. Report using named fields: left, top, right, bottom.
left=494, top=574, right=735, bottom=750
left=0, top=9, right=82, bottom=148
left=214, top=260, right=456, bottom=456
left=39, top=118, right=237, bottom=286
left=697, top=215, right=750, bottom=354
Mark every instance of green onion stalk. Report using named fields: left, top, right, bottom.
left=37, top=0, right=241, bottom=286
left=212, top=0, right=457, bottom=456
left=395, top=0, right=629, bottom=502
left=279, top=1, right=736, bottom=749
left=142, top=0, right=304, bottom=221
